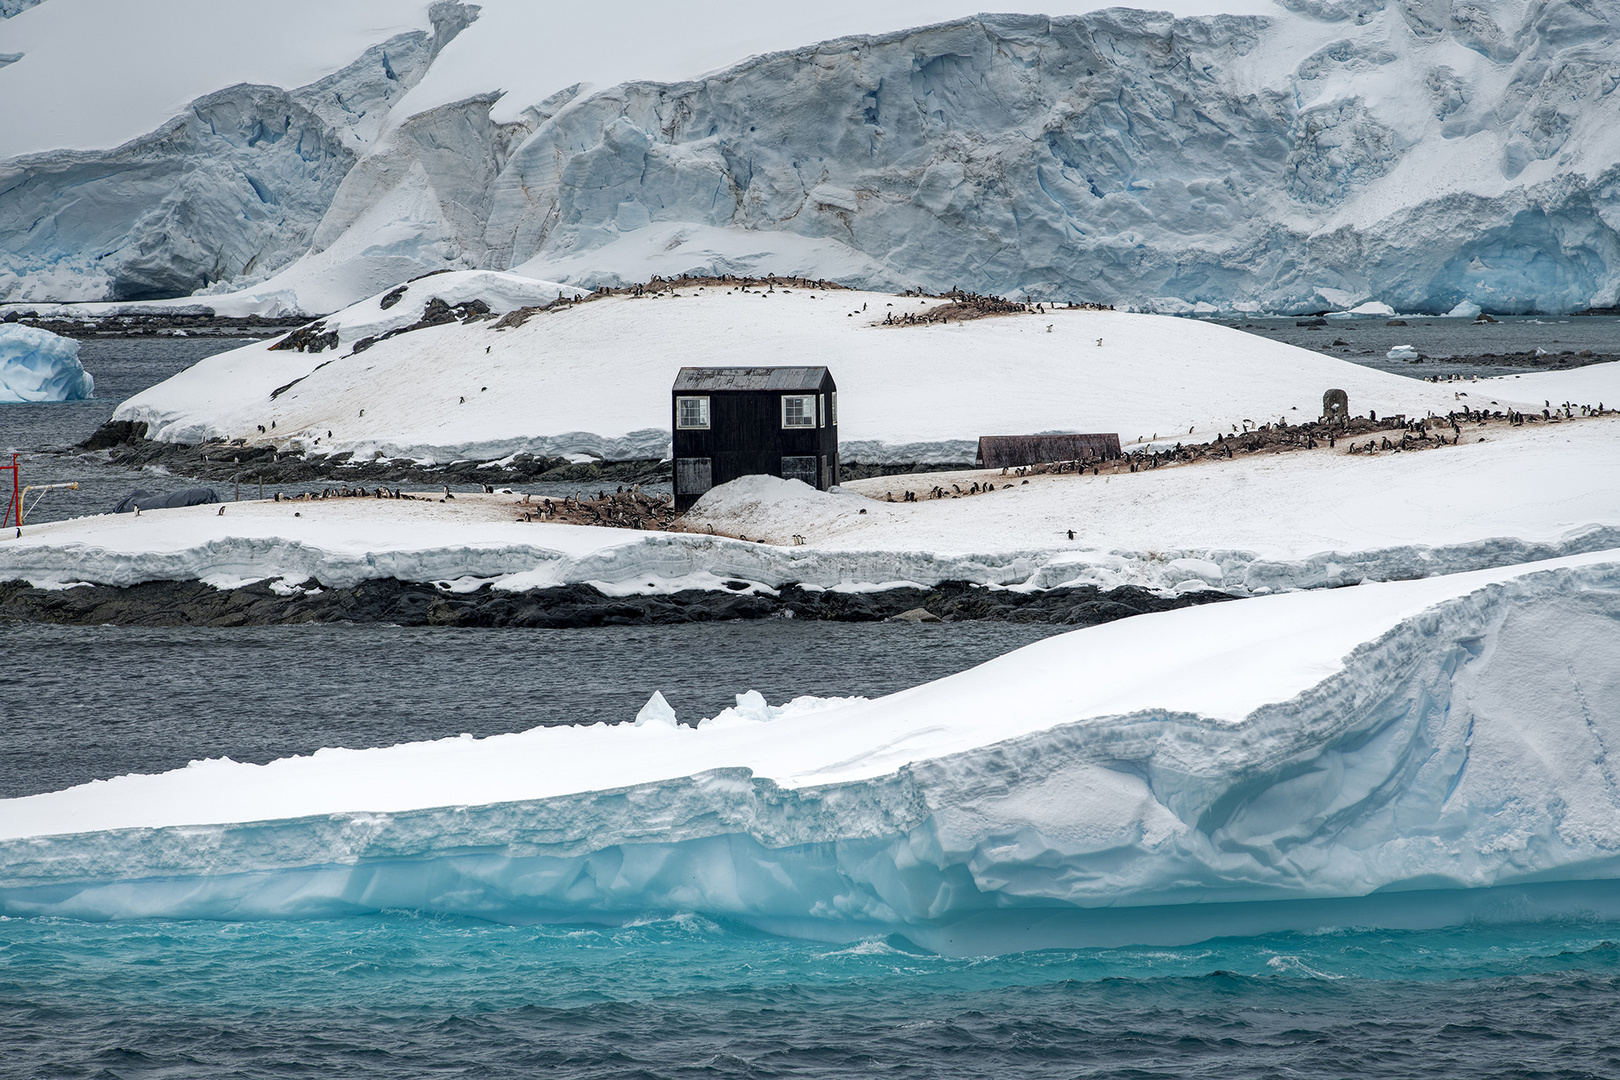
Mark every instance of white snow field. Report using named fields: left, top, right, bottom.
left=4, top=0, right=1617, bottom=313
left=0, top=323, right=91, bottom=401
left=3, top=552, right=1618, bottom=950
left=113, top=286, right=1507, bottom=464
left=1479, top=361, right=1620, bottom=414
left=5, top=413, right=1617, bottom=597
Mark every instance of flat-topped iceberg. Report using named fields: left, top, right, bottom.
left=0, top=324, right=92, bottom=402
left=4, top=553, right=1619, bottom=951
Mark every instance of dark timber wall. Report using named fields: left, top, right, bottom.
left=672, top=367, right=839, bottom=510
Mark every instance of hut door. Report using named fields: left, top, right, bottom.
left=675, top=457, right=713, bottom=497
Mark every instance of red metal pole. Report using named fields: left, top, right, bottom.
left=5, top=454, right=19, bottom=530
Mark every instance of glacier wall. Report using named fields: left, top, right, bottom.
left=5, top=0, right=1619, bottom=313
left=4, top=561, right=1620, bottom=950
left=0, top=4, right=478, bottom=304
left=491, top=2, right=1620, bottom=313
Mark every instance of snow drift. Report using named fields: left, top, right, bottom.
left=4, top=0, right=1619, bottom=313
left=0, top=323, right=91, bottom=402
left=3, top=553, right=1618, bottom=951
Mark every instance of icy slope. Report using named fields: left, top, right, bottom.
left=0, top=323, right=90, bottom=402
left=3, top=553, right=1618, bottom=949
left=112, top=287, right=1484, bottom=463
left=5, top=1, right=1618, bottom=313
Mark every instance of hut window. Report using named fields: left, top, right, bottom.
left=818, top=394, right=826, bottom=427
left=781, top=394, right=815, bottom=428
left=781, top=455, right=818, bottom=485
left=675, top=396, right=710, bottom=429
left=829, top=391, right=837, bottom=425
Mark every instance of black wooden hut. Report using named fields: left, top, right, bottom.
left=671, top=366, right=838, bottom=509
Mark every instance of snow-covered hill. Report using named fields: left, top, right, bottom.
left=4, top=0, right=1617, bottom=313
left=110, top=278, right=1493, bottom=464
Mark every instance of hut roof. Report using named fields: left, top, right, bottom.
left=673, top=366, right=829, bottom=392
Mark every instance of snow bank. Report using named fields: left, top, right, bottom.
left=0, top=324, right=91, bottom=402
left=112, top=287, right=1491, bottom=463
left=4, top=552, right=1619, bottom=950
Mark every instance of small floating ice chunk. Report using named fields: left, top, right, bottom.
left=634, top=690, right=679, bottom=728
left=1386, top=345, right=1420, bottom=360
left=1346, top=301, right=1395, bottom=317
left=0, top=324, right=93, bottom=402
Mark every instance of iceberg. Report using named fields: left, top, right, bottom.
left=0, top=324, right=92, bottom=402
left=4, top=553, right=1620, bottom=952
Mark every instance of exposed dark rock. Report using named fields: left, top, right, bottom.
left=350, top=295, right=491, bottom=354
left=79, top=419, right=149, bottom=451
left=0, top=577, right=1238, bottom=629
left=268, top=321, right=339, bottom=354
left=71, top=426, right=671, bottom=485
left=0, top=312, right=307, bottom=339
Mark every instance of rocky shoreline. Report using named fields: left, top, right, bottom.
left=80, top=422, right=672, bottom=486
left=75, top=422, right=972, bottom=487
left=0, top=577, right=1235, bottom=629
left=2, top=310, right=307, bottom=339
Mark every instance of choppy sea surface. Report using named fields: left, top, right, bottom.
left=7, top=913, right=1620, bottom=1079
left=5, top=329, right=1620, bottom=1076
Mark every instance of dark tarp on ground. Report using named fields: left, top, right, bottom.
left=111, top=488, right=220, bottom=514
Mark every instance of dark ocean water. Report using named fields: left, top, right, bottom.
left=1229, top=313, right=1620, bottom=379
left=6, top=912, right=1620, bottom=1078
left=6, top=332, right=1620, bottom=1076
left=0, top=620, right=1066, bottom=799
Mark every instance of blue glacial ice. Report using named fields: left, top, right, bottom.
left=3, top=556, right=1619, bottom=951
left=0, top=324, right=91, bottom=401
left=4, top=2, right=1620, bottom=313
